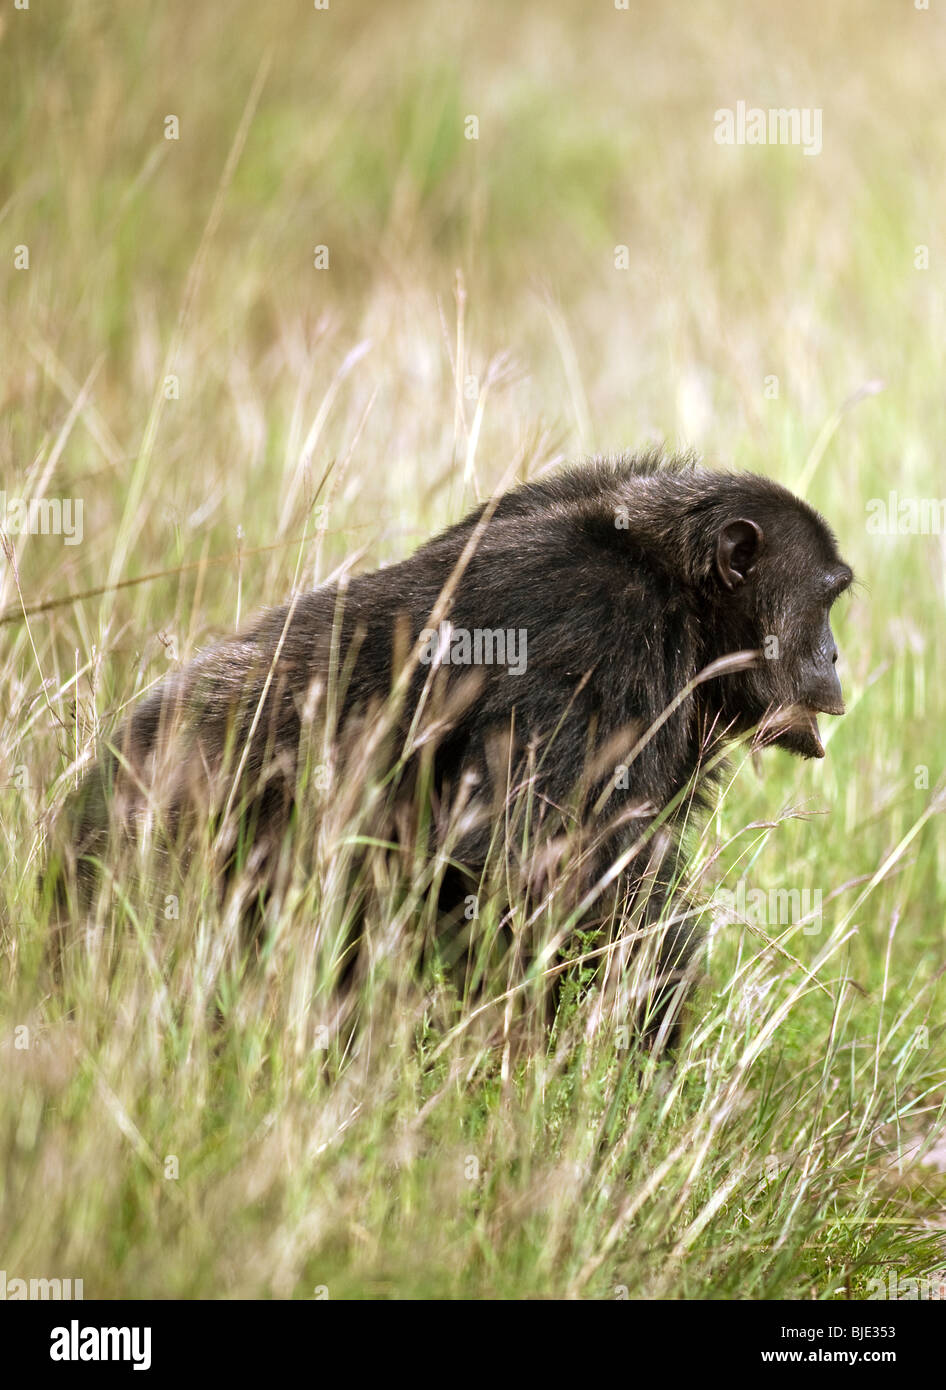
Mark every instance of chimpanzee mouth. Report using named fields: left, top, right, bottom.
left=800, top=708, right=825, bottom=758
left=755, top=701, right=843, bottom=760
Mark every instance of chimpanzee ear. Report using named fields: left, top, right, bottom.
left=716, top=518, right=764, bottom=591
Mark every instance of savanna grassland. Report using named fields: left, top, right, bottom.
left=1, top=0, right=945, bottom=1299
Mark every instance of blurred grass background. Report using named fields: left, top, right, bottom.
left=1, top=0, right=945, bottom=1299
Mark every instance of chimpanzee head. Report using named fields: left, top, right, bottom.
left=704, top=477, right=853, bottom=758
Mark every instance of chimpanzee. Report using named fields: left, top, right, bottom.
left=56, top=451, right=852, bottom=1042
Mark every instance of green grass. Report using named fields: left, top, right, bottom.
left=1, top=0, right=945, bottom=1299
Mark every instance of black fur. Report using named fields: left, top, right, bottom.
left=56, top=452, right=852, bottom=1041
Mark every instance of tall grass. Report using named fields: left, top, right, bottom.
left=1, top=0, right=944, bottom=1297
